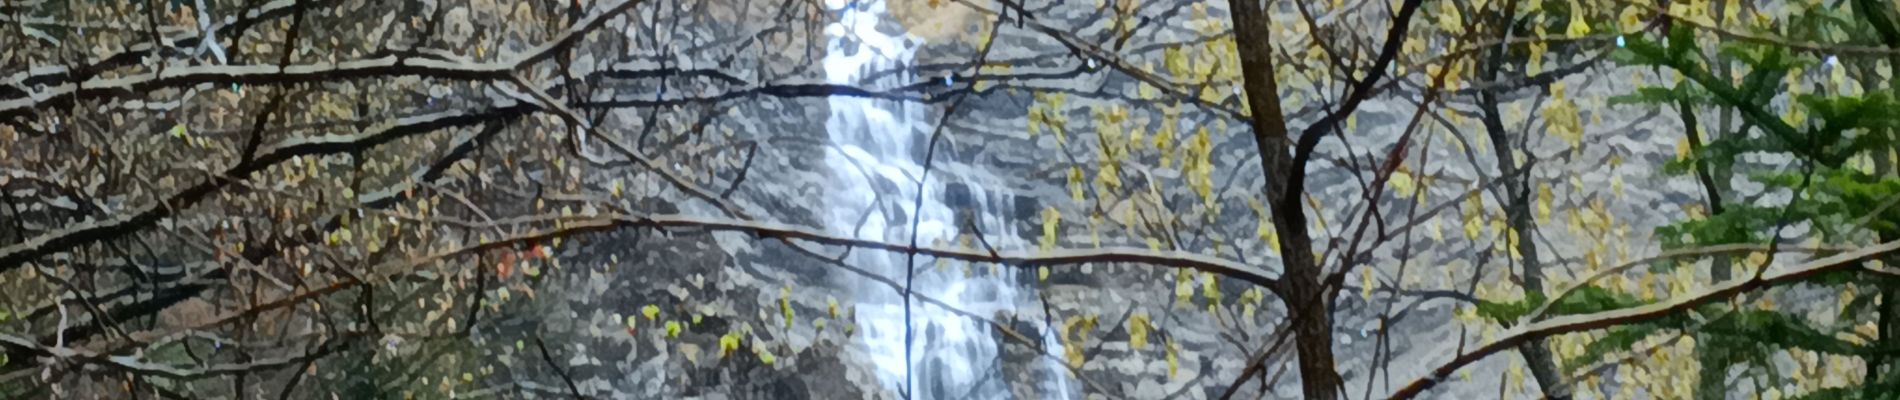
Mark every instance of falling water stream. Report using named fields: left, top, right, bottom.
left=818, top=0, right=1074, bottom=398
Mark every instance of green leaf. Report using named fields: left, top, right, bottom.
left=1564, top=324, right=1658, bottom=372
left=1475, top=285, right=1645, bottom=324
left=1702, top=310, right=1861, bottom=356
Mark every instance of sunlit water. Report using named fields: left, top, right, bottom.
left=819, top=1, right=1073, bottom=398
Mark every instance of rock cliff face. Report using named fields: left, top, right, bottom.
left=480, top=0, right=1732, bottom=396
left=0, top=0, right=1810, bottom=397
left=490, top=6, right=1708, bottom=398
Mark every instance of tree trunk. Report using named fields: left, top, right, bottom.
left=1476, top=63, right=1569, bottom=400
left=1227, top=0, right=1342, bottom=398
left=1287, top=267, right=1342, bottom=399
left=1475, top=51, right=1566, bottom=400
left=1473, top=3, right=1567, bottom=397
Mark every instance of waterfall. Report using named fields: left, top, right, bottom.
left=818, top=0, right=1074, bottom=398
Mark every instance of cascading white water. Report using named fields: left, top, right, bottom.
left=818, top=1, right=1073, bottom=398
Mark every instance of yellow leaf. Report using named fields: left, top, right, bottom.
left=1618, top=6, right=1644, bottom=32
left=1039, top=266, right=1051, bottom=282
left=1165, top=47, right=1190, bottom=77
left=1129, top=313, right=1151, bottom=349
left=1175, top=271, right=1194, bottom=306
left=1155, top=126, right=1176, bottom=168
left=1389, top=166, right=1416, bottom=197
left=1202, top=272, right=1221, bottom=304
left=1259, top=217, right=1281, bottom=254
left=1684, top=203, right=1707, bottom=220
left=1544, top=98, right=1583, bottom=146
left=1850, top=153, right=1878, bottom=175
left=1508, top=357, right=1525, bottom=391
left=758, top=348, right=777, bottom=365
left=1491, top=217, right=1508, bottom=252
left=1361, top=267, right=1375, bottom=300
left=1068, top=167, right=1086, bottom=203
left=1670, top=266, right=1693, bottom=297
left=1786, top=67, right=1807, bottom=96
left=1537, top=183, right=1554, bottom=221
left=1436, top=0, right=1463, bottom=33
left=1566, top=2, right=1592, bottom=36
left=1028, top=109, right=1043, bottom=137
left=779, top=285, right=795, bottom=328
left=1430, top=218, right=1444, bottom=242
left=719, top=332, right=742, bottom=357
left=1528, top=42, right=1547, bottom=75
left=665, top=320, right=683, bottom=338
left=1841, top=286, right=1858, bottom=315
left=1041, top=207, right=1062, bottom=251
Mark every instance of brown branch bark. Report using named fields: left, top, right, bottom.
left=1470, top=1, right=1566, bottom=396
left=1227, top=0, right=1334, bottom=396
left=1227, top=0, right=1424, bottom=397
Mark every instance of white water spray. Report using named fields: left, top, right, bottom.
left=818, top=1, right=1074, bottom=398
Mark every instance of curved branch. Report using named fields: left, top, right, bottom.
left=387, top=213, right=1281, bottom=287
left=1285, top=0, right=1425, bottom=207
left=1387, top=239, right=1900, bottom=399
left=2, top=57, right=512, bottom=119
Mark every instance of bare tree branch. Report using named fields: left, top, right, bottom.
left=0, top=106, right=531, bottom=271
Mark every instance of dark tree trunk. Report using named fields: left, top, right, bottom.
left=1468, top=2, right=1570, bottom=397
left=1227, top=0, right=1341, bottom=398
left=1474, top=26, right=1569, bottom=398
